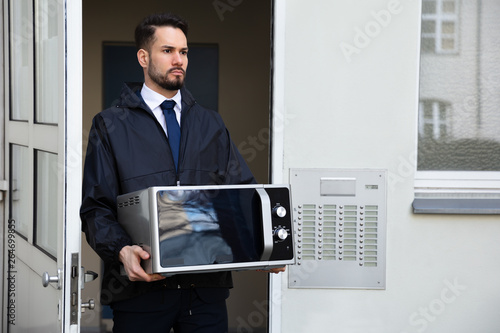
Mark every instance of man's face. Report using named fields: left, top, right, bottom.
left=146, top=26, right=188, bottom=92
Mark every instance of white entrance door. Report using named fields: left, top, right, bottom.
left=2, top=0, right=82, bottom=332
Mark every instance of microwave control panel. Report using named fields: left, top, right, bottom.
left=265, top=186, right=294, bottom=261
left=288, top=168, right=387, bottom=289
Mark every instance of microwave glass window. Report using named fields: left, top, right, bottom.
left=157, top=188, right=263, bottom=268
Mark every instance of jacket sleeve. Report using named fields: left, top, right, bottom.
left=80, top=114, right=132, bottom=264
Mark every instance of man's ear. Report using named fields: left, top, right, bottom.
left=137, top=49, right=149, bottom=68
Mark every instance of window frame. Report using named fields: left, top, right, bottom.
left=415, top=171, right=500, bottom=196
left=413, top=171, right=500, bottom=214
left=414, top=0, right=500, bottom=214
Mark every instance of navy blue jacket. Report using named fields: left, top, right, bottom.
left=80, top=83, right=256, bottom=304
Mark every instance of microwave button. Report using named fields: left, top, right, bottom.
left=272, top=205, right=287, bottom=218
left=274, top=227, right=289, bottom=241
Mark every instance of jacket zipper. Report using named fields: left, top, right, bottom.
left=174, top=101, right=194, bottom=187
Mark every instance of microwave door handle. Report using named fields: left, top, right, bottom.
left=256, top=188, right=273, bottom=261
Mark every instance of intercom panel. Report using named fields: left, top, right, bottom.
left=288, top=168, right=387, bottom=289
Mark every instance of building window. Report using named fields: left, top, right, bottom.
left=418, top=100, right=450, bottom=141
left=415, top=0, right=500, bottom=209
left=421, top=0, right=459, bottom=54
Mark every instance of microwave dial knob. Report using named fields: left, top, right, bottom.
left=272, top=205, right=287, bottom=218
left=274, top=227, right=288, bottom=241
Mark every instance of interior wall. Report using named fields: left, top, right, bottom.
left=82, top=0, right=271, bottom=180
left=276, top=0, right=500, bottom=332
left=81, top=1, right=271, bottom=331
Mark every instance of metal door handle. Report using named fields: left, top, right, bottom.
left=81, top=299, right=95, bottom=312
left=256, top=188, right=273, bottom=261
left=41, top=269, right=62, bottom=289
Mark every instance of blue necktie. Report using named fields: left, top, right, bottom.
left=160, top=100, right=180, bottom=171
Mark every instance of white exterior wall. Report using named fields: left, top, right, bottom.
left=274, top=1, right=500, bottom=332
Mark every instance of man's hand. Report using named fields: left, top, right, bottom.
left=257, top=266, right=286, bottom=274
left=119, top=245, right=165, bottom=282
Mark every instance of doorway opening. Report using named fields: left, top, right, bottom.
left=82, top=1, right=272, bottom=332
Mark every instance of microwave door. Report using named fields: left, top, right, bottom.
left=157, top=188, right=267, bottom=270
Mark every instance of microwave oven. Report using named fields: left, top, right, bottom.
left=117, top=184, right=294, bottom=276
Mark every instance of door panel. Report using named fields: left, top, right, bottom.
left=34, top=0, right=60, bottom=125
left=35, top=150, right=59, bottom=257
left=10, top=144, right=30, bottom=238
left=5, top=0, right=63, bottom=325
left=9, top=0, right=33, bottom=122
left=15, top=254, right=59, bottom=331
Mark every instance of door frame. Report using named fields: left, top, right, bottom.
left=63, top=0, right=83, bottom=331
left=269, top=0, right=285, bottom=332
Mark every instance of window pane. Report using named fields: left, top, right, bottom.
left=10, top=145, right=30, bottom=237
left=423, top=124, right=433, bottom=138
left=421, top=38, right=436, bottom=53
left=418, top=139, right=500, bottom=171
left=418, top=1, right=500, bottom=171
left=10, top=0, right=34, bottom=121
left=422, top=21, right=436, bottom=34
left=35, top=0, right=61, bottom=124
left=442, top=1, right=456, bottom=14
left=441, top=38, right=455, bottom=50
left=423, top=101, right=432, bottom=117
left=442, top=21, right=455, bottom=34
left=35, top=151, right=58, bottom=257
left=422, top=1, right=437, bottom=14
left=439, top=125, right=447, bottom=137
left=439, top=106, right=446, bottom=120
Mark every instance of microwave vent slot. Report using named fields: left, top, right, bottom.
left=118, top=195, right=140, bottom=208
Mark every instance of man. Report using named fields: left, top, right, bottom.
left=81, top=12, right=282, bottom=333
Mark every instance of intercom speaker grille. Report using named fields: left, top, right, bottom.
left=296, top=204, right=378, bottom=265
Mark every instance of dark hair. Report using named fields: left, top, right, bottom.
left=135, top=13, right=189, bottom=51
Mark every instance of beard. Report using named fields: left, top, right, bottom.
left=148, top=61, right=186, bottom=91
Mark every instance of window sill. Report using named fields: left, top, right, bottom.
left=412, top=198, right=500, bottom=215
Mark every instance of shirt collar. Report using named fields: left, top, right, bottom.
left=141, top=83, right=182, bottom=112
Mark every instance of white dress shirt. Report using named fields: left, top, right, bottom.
left=140, top=83, right=182, bottom=137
